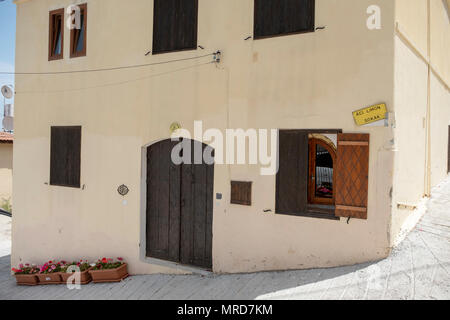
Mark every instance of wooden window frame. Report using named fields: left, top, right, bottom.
left=253, top=0, right=316, bottom=40
left=48, top=8, right=64, bottom=61
left=308, top=138, right=336, bottom=206
left=334, top=133, right=370, bottom=220
left=152, top=0, right=199, bottom=55
left=276, top=129, right=341, bottom=221
left=70, top=3, right=87, bottom=58
left=50, top=126, right=82, bottom=189
left=230, top=181, right=252, bottom=206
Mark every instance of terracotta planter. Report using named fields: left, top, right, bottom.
left=89, top=263, right=128, bottom=283
left=60, top=268, right=92, bottom=285
left=37, top=273, right=62, bottom=285
left=14, top=274, right=39, bottom=286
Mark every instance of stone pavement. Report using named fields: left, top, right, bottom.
left=1, top=178, right=449, bottom=300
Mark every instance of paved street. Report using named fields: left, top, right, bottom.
left=1, top=178, right=449, bottom=300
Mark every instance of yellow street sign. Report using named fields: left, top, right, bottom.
left=353, top=103, right=387, bottom=126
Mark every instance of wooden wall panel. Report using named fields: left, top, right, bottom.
left=335, top=134, right=370, bottom=220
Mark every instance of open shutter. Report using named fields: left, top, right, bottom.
left=335, top=133, right=370, bottom=219
left=276, top=131, right=308, bottom=215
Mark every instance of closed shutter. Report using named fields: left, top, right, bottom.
left=276, top=131, right=308, bottom=214
left=231, top=181, right=252, bottom=206
left=254, top=0, right=315, bottom=39
left=50, top=126, right=82, bottom=188
left=153, top=0, right=198, bottom=54
left=335, top=133, right=370, bottom=219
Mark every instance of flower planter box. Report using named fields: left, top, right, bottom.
left=89, top=263, right=128, bottom=283
left=14, top=274, right=39, bottom=286
left=60, top=268, right=92, bottom=285
left=37, top=273, right=62, bottom=285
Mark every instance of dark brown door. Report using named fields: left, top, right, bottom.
left=146, top=139, right=214, bottom=269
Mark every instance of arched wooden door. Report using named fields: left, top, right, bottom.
left=146, top=139, right=214, bottom=269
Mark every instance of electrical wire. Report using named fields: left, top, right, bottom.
left=0, top=52, right=215, bottom=76
left=16, top=61, right=215, bottom=94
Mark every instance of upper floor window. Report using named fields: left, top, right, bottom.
left=254, top=0, right=315, bottom=39
left=152, top=0, right=198, bottom=54
left=48, top=9, right=64, bottom=61
left=70, top=4, right=87, bottom=58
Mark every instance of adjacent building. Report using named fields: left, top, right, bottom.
left=11, top=0, right=450, bottom=274
left=0, top=132, right=13, bottom=213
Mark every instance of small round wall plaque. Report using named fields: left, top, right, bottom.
left=117, top=184, right=129, bottom=196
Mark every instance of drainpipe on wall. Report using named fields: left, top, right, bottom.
left=425, top=0, right=432, bottom=197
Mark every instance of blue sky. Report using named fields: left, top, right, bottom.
left=0, top=0, right=16, bottom=124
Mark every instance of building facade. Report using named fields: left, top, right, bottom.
left=0, top=132, right=13, bottom=212
left=11, top=0, right=450, bottom=274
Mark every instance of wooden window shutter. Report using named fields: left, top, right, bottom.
left=231, top=181, right=252, bottom=206
left=153, top=0, right=198, bottom=54
left=335, top=133, right=370, bottom=219
left=276, top=131, right=308, bottom=215
left=50, top=126, right=82, bottom=188
left=254, top=0, right=315, bottom=39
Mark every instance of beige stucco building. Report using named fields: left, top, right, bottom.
left=0, top=132, right=13, bottom=211
left=11, top=0, right=450, bottom=275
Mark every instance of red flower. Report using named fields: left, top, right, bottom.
left=101, top=258, right=108, bottom=263
left=117, top=257, right=123, bottom=261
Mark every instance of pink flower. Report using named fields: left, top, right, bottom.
left=51, top=265, right=56, bottom=270
left=117, top=257, right=123, bottom=261
left=19, top=264, right=24, bottom=269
